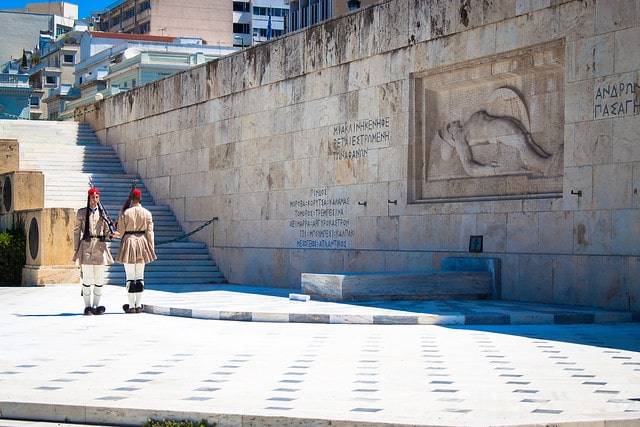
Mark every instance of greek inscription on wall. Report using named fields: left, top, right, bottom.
left=329, top=116, right=391, bottom=160
left=593, top=81, right=640, bottom=119
left=288, top=187, right=354, bottom=249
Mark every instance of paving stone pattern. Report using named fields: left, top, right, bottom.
left=0, top=285, right=639, bottom=427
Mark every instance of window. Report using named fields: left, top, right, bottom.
left=55, top=26, right=71, bottom=37
left=132, top=79, right=136, bottom=88
left=233, top=23, right=250, bottom=34
left=45, top=75, right=57, bottom=85
left=139, top=21, right=150, bottom=33
left=253, top=7, right=286, bottom=16
left=30, top=97, right=40, bottom=107
left=256, top=28, right=283, bottom=38
left=124, top=8, right=135, bottom=19
left=63, top=54, right=74, bottom=64
left=233, top=1, right=250, bottom=12
left=138, top=1, right=150, bottom=12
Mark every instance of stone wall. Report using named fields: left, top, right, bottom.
left=82, top=0, right=640, bottom=311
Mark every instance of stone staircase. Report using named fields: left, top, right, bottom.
left=1, top=119, right=227, bottom=286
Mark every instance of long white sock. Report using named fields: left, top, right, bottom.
left=82, top=284, right=91, bottom=307
left=93, top=284, right=103, bottom=307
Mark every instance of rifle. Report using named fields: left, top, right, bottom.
left=118, top=179, right=138, bottom=220
left=88, top=178, right=117, bottom=235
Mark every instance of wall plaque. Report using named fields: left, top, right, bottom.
left=409, top=40, right=565, bottom=203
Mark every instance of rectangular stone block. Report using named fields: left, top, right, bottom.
left=0, top=171, right=44, bottom=213
left=16, top=208, right=77, bottom=269
left=22, top=265, right=80, bottom=287
left=301, top=270, right=492, bottom=302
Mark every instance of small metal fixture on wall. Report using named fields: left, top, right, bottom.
left=348, top=0, right=361, bottom=11
left=469, top=235, right=483, bottom=253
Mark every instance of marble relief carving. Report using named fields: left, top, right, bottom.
left=410, top=40, right=565, bottom=202
left=432, top=90, right=551, bottom=178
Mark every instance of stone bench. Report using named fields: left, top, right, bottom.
left=301, top=257, right=501, bottom=302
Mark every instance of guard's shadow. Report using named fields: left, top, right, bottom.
left=15, top=312, right=87, bottom=317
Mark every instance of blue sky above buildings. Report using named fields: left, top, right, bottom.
left=1, top=1, right=111, bottom=19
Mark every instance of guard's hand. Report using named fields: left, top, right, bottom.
left=111, top=232, right=121, bottom=238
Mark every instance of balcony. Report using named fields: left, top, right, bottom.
left=0, top=73, right=30, bottom=87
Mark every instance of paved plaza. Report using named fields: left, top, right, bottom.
left=0, top=284, right=639, bottom=427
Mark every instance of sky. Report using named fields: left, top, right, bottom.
left=1, top=0, right=113, bottom=19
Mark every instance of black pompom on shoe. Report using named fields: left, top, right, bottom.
left=122, top=304, right=130, bottom=313
left=84, top=307, right=95, bottom=316
left=95, top=306, right=106, bottom=315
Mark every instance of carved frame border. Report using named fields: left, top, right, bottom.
left=408, top=39, right=565, bottom=204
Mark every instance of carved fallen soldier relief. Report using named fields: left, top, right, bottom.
left=433, top=109, right=552, bottom=177
left=409, top=40, right=565, bottom=202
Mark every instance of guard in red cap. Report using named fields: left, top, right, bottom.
left=73, top=187, right=118, bottom=315
left=115, top=186, right=157, bottom=313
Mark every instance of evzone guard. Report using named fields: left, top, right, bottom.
left=73, top=187, right=119, bottom=315
left=115, top=185, right=157, bottom=313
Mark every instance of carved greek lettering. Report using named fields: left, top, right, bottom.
left=329, top=116, right=391, bottom=160
left=594, top=80, right=639, bottom=119
left=288, top=187, right=354, bottom=249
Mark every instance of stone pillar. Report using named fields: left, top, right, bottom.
left=19, top=208, right=80, bottom=286
left=1, top=170, right=79, bottom=286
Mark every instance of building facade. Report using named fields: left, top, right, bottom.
left=90, top=0, right=287, bottom=49
left=284, top=0, right=378, bottom=33
left=28, top=32, right=81, bottom=119
left=92, top=0, right=233, bottom=46
left=0, top=11, right=74, bottom=65
left=233, top=0, right=288, bottom=48
left=0, top=73, right=33, bottom=120
left=0, top=4, right=79, bottom=119
left=66, top=31, right=236, bottom=113
left=14, top=1, right=78, bottom=19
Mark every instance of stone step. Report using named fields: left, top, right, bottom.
left=20, top=148, right=119, bottom=156
left=104, top=268, right=223, bottom=277
left=102, top=275, right=228, bottom=285
left=26, top=152, right=124, bottom=161
left=105, top=244, right=219, bottom=260
left=22, top=156, right=123, bottom=163
left=26, top=166, right=127, bottom=174
left=104, top=263, right=221, bottom=273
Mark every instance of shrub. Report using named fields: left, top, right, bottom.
left=0, top=228, right=26, bottom=286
